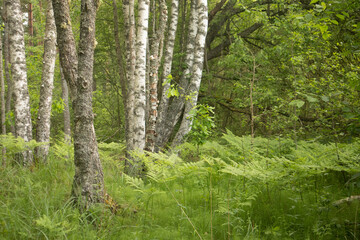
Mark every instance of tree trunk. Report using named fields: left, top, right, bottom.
left=122, top=0, right=137, bottom=163
left=35, top=0, right=57, bottom=162
left=123, top=0, right=150, bottom=176
left=145, top=0, right=167, bottom=152
left=61, top=67, right=71, bottom=145
left=171, top=0, right=208, bottom=147
left=28, top=3, right=34, bottom=46
left=155, top=0, right=198, bottom=150
left=112, top=0, right=128, bottom=147
left=3, top=3, right=14, bottom=136
left=154, top=0, right=179, bottom=152
left=0, top=28, right=6, bottom=166
left=6, top=0, right=33, bottom=166
left=52, top=0, right=104, bottom=209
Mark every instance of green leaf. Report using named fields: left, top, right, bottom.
left=321, top=96, right=329, bottom=102
left=289, top=99, right=305, bottom=108
left=310, top=0, right=319, bottom=4
left=336, top=14, right=345, bottom=20
left=320, top=2, right=326, bottom=10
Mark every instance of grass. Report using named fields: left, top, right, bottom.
left=1, top=133, right=360, bottom=239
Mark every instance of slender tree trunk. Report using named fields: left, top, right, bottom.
left=155, top=0, right=198, bottom=149
left=3, top=4, right=14, bottom=136
left=6, top=0, right=33, bottom=165
left=156, top=0, right=179, bottom=135
left=52, top=0, right=104, bottom=209
left=0, top=29, right=6, bottom=166
left=124, top=0, right=149, bottom=175
left=122, top=0, right=136, bottom=163
left=28, top=3, right=34, bottom=46
left=112, top=0, right=128, bottom=142
left=61, top=67, right=71, bottom=145
left=145, top=0, right=167, bottom=152
left=35, top=0, right=57, bottom=162
left=171, top=0, right=208, bottom=147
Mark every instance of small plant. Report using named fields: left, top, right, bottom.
left=187, top=104, right=216, bottom=149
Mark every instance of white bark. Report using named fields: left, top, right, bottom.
left=6, top=0, right=33, bottom=165
left=145, top=0, right=168, bottom=152
left=155, top=0, right=198, bottom=149
left=122, top=0, right=136, bottom=157
left=35, top=0, right=57, bottom=162
left=155, top=0, right=179, bottom=150
left=132, top=0, right=149, bottom=151
left=171, top=0, right=208, bottom=147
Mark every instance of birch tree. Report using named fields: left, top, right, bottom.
left=52, top=0, right=104, bottom=208
left=171, top=0, right=208, bottom=146
left=155, top=0, right=179, bottom=139
left=35, top=0, right=57, bottom=162
left=145, top=0, right=168, bottom=152
left=155, top=0, right=198, bottom=149
left=122, top=0, right=150, bottom=175
left=6, top=0, right=33, bottom=165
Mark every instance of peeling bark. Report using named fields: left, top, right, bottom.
left=6, top=0, right=33, bottom=165
left=35, top=0, right=57, bottom=162
left=145, top=0, right=168, bottom=152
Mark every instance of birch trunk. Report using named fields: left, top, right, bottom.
left=52, top=0, right=104, bottom=209
left=145, top=0, right=168, bottom=152
left=61, top=67, right=71, bottom=145
left=122, top=0, right=136, bottom=162
left=35, top=0, right=57, bottom=162
left=6, top=0, right=33, bottom=165
left=155, top=0, right=179, bottom=142
left=123, top=0, right=149, bottom=176
left=155, top=0, right=198, bottom=150
left=171, top=0, right=208, bottom=147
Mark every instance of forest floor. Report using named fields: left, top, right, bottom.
left=1, top=133, right=360, bottom=239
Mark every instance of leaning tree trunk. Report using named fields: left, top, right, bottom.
left=6, top=0, right=33, bottom=166
left=155, top=0, right=179, bottom=151
left=145, top=0, right=167, bottom=152
left=155, top=0, right=198, bottom=150
left=52, top=0, right=104, bottom=209
left=171, top=0, right=208, bottom=147
left=35, top=0, right=57, bottom=162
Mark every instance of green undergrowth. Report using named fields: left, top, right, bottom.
left=1, top=132, right=360, bottom=239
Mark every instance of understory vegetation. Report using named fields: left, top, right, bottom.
left=1, top=132, right=359, bottom=239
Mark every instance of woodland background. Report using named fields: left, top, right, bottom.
left=1, top=0, right=360, bottom=239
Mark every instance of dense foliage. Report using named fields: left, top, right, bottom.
left=1, top=0, right=359, bottom=238
left=1, top=133, right=360, bottom=239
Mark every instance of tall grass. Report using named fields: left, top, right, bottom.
left=0, top=132, right=359, bottom=239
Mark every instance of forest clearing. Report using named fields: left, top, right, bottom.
left=0, top=0, right=359, bottom=239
